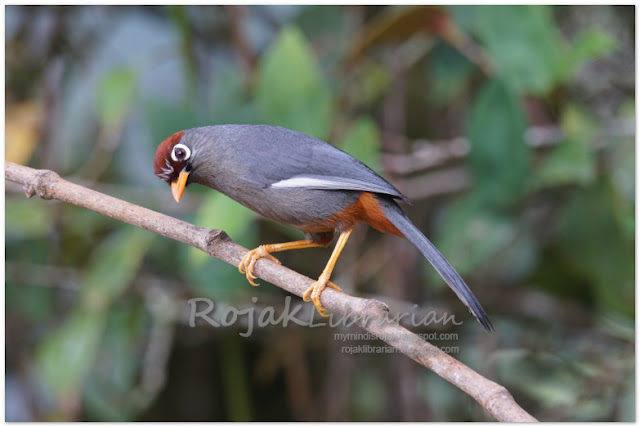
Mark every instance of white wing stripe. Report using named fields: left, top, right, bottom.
left=269, top=175, right=409, bottom=203
left=270, top=177, right=339, bottom=188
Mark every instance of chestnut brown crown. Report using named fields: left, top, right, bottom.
left=153, top=130, right=188, bottom=183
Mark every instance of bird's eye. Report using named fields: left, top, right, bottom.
left=171, top=143, right=191, bottom=162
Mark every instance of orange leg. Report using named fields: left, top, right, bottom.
left=302, top=229, right=352, bottom=317
left=239, top=239, right=327, bottom=287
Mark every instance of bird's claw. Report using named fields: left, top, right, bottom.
left=238, top=246, right=281, bottom=287
left=303, top=277, right=342, bottom=317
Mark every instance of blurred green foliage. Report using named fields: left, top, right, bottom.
left=468, top=79, right=529, bottom=208
left=5, top=5, right=634, bottom=422
left=36, top=228, right=153, bottom=398
left=339, top=117, right=382, bottom=173
left=257, top=26, right=333, bottom=140
left=96, top=68, right=137, bottom=127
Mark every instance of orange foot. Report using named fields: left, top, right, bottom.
left=238, top=246, right=281, bottom=286
left=302, top=275, right=342, bottom=317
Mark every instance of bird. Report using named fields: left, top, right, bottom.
left=154, top=124, right=493, bottom=331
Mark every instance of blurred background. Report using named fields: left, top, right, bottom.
left=5, top=5, right=635, bottom=421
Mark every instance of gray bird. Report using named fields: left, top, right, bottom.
left=154, top=125, right=493, bottom=331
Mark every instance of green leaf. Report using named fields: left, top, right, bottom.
left=338, top=116, right=381, bottom=173
left=564, top=29, right=615, bottom=76
left=536, top=106, right=597, bottom=188
left=83, top=305, right=146, bottom=421
left=468, top=79, right=529, bottom=208
left=556, top=185, right=634, bottom=318
left=96, top=68, right=136, bottom=126
left=36, top=308, right=107, bottom=397
left=80, top=227, right=153, bottom=311
left=475, top=6, right=563, bottom=95
left=256, top=26, right=332, bottom=140
left=562, top=103, right=600, bottom=143
left=37, top=227, right=152, bottom=400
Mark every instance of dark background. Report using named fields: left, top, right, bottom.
left=5, top=5, right=634, bottom=421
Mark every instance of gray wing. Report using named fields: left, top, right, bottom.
left=238, top=125, right=410, bottom=204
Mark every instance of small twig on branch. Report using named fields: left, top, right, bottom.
left=5, top=161, right=537, bottom=422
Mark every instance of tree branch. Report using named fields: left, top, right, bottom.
left=5, top=161, right=537, bottom=422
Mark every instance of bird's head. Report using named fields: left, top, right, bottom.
left=153, top=130, right=195, bottom=202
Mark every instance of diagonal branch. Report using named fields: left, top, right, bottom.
left=5, top=161, right=537, bottom=422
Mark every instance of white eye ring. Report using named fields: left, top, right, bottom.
left=171, top=143, right=191, bottom=162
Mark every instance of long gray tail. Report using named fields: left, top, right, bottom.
left=378, top=196, right=494, bottom=332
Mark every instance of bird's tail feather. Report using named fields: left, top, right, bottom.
left=378, top=196, right=494, bottom=332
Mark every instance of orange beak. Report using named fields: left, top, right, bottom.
left=170, top=169, right=190, bottom=202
